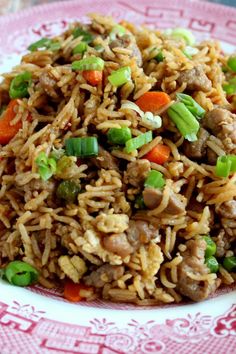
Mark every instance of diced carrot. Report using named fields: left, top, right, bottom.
left=64, top=280, right=92, bottom=302
left=144, top=144, right=171, bottom=165
left=135, top=92, right=171, bottom=113
left=82, top=70, right=103, bottom=86
left=0, top=100, right=22, bottom=145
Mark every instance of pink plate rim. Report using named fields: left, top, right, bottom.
left=0, top=0, right=236, bottom=25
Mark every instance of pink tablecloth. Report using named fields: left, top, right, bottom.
left=0, top=0, right=234, bottom=16
left=0, top=0, right=61, bottom=15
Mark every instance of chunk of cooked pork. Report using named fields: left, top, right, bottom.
left=183, top=128, right=210, bottom=159
left=176, top=239, right=220, bottom=301
left=203, top=108, right=236, bottom=154
left=124, top=159, right=150, bottom=187
left=110, top=34, right=142, bottom=66
left=143, top=188, right=186, bottom=215
left=84, top=264, right=124, bottom=288
left=177, top=66, right=212, bottom=92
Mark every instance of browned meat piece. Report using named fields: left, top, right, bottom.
left=39, top=71, right=58, bottom=98
left=126, top=220, right=160, bottom=250
left=214, top=229, right=230, bottom=258
left=143, top=188, right=186, bottom=215
left=176, top=239, right=220, bottom=301
left=91, top=146, right=119, bottom=171
left=84, top=264, right=124, bottom=288
left=103, top=219, right=159, bottom=256
left=206, top=147, right=218, bottom=165
left=203, top=108, right=236, bottom=154
left=177, top=66, right=212, bottom=92
left=103, top=233, right=134, bottom=258
left=110, top=34, right=142, bottom=66
left=124, top=159, right=150, bottom=187
left=216, top=200, right=236, bottom=219
left=183, top=128, right=210, bottom=159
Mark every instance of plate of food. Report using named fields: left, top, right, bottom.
left=0, top=0, right=235, bottom=353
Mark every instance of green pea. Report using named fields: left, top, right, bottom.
left=56, top=180, right=81, bottom=203
left=9, top=71, right=32, bottom=99
left=205, top=256, right=219, bottom=273
left=223, top=256, right=236, bottom=272
left=203, top=235, right=217, bottom=258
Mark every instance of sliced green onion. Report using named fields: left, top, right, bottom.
left=185, top=133, right=198, bottom=142
left=154, top=51, right=164, bottom=63
left=28, top=37, right=51, bottom=51
left=228, top=155, right=236, bottom=171
left=49, top=148, right=65, bottom=161
left=216, top=155, right=232, bottom=177
left=171, top=28, right=195, bottom=46
left=9, top=71, right=32, bottom=99
left=134, top=195, right=146, bottom=209
left=108, top=66, right=131, bottom=87
left=223, top=256, right=236, bottom=272
left=107, top=127, right=132, bottom=145
left=215, top=154, right=236, bottom=177
left=144, top=170, right=165, bottom=189
left=110, top=25, right=126, bottom=40
left=56, top=180, right=81, bottom=203
left=4, top=261, right=38, bottom=286
left=183, top=50, right=192, bottom=60
left=73, top=27, right=93, bottom=43
left=203, top=236, right=217, bottom=258
left=167, top=102, right=199, bottom=141
left=49, top=41, right=61, bottom=51
left=176, top=93, right=205, bottom=118
left=227, top=56, right=236, bottom=73
left=205, top=256, right=219, bottom=273
left=73, top=42, right=88, bottom=55
left=28, top=38, right=60, bottom=52
left=124, top=131, right=152, bottom=153
left=65, top=137, right=98, bottom=157
left=183, top=46, right=198, bottom=59
left=72, top=57, right=104, bottom=71
left=35, top=152, right=57, bottom=181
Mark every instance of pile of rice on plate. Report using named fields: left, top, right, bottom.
left=0, top=13, right=236, bottom=306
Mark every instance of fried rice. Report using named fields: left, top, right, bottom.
left=0, top=13, right=235, bottom=305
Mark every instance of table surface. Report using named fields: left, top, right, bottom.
left=0, top=0, right=235, bottom=16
